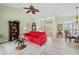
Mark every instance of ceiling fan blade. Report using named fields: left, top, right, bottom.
left=24, top=7, right=30, bottom=9
left=35, top=9, right=39, bottom=12
left=27, top=10, right=31, bottom=13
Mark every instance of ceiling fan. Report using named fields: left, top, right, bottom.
left=24, top=4, right=39, bottom=14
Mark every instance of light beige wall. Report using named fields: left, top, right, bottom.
left=0, top=5, right=32, bottom=42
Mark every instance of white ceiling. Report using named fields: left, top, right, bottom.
left=0, top=3, right=79, bottom=18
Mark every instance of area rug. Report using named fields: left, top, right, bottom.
left=0, top=40, right=46, bottom=55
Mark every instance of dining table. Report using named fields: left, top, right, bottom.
left=66, top=34, right=79, bottom=42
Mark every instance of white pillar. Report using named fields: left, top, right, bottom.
left=51, top=15, right=57, bottom=39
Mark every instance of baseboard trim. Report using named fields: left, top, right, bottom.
left=0, top=41, right=10, bottom=44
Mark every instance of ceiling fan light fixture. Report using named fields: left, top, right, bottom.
left=24, top=4, right=39, bottom=14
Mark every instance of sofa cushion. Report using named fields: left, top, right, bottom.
left=24, top=31, right=47, bottom=46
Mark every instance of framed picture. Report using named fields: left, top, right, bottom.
left=57, top=24, right=63, bottom=31
left=45, top=18, right=52, bottom=23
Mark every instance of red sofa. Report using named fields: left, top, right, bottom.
left=24, top=32, right=47, bottom=46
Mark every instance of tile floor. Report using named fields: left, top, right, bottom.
left=0, top=37, right=79, bottom=55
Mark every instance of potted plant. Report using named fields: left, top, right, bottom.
left=15, top=34, right=27, bottom=50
